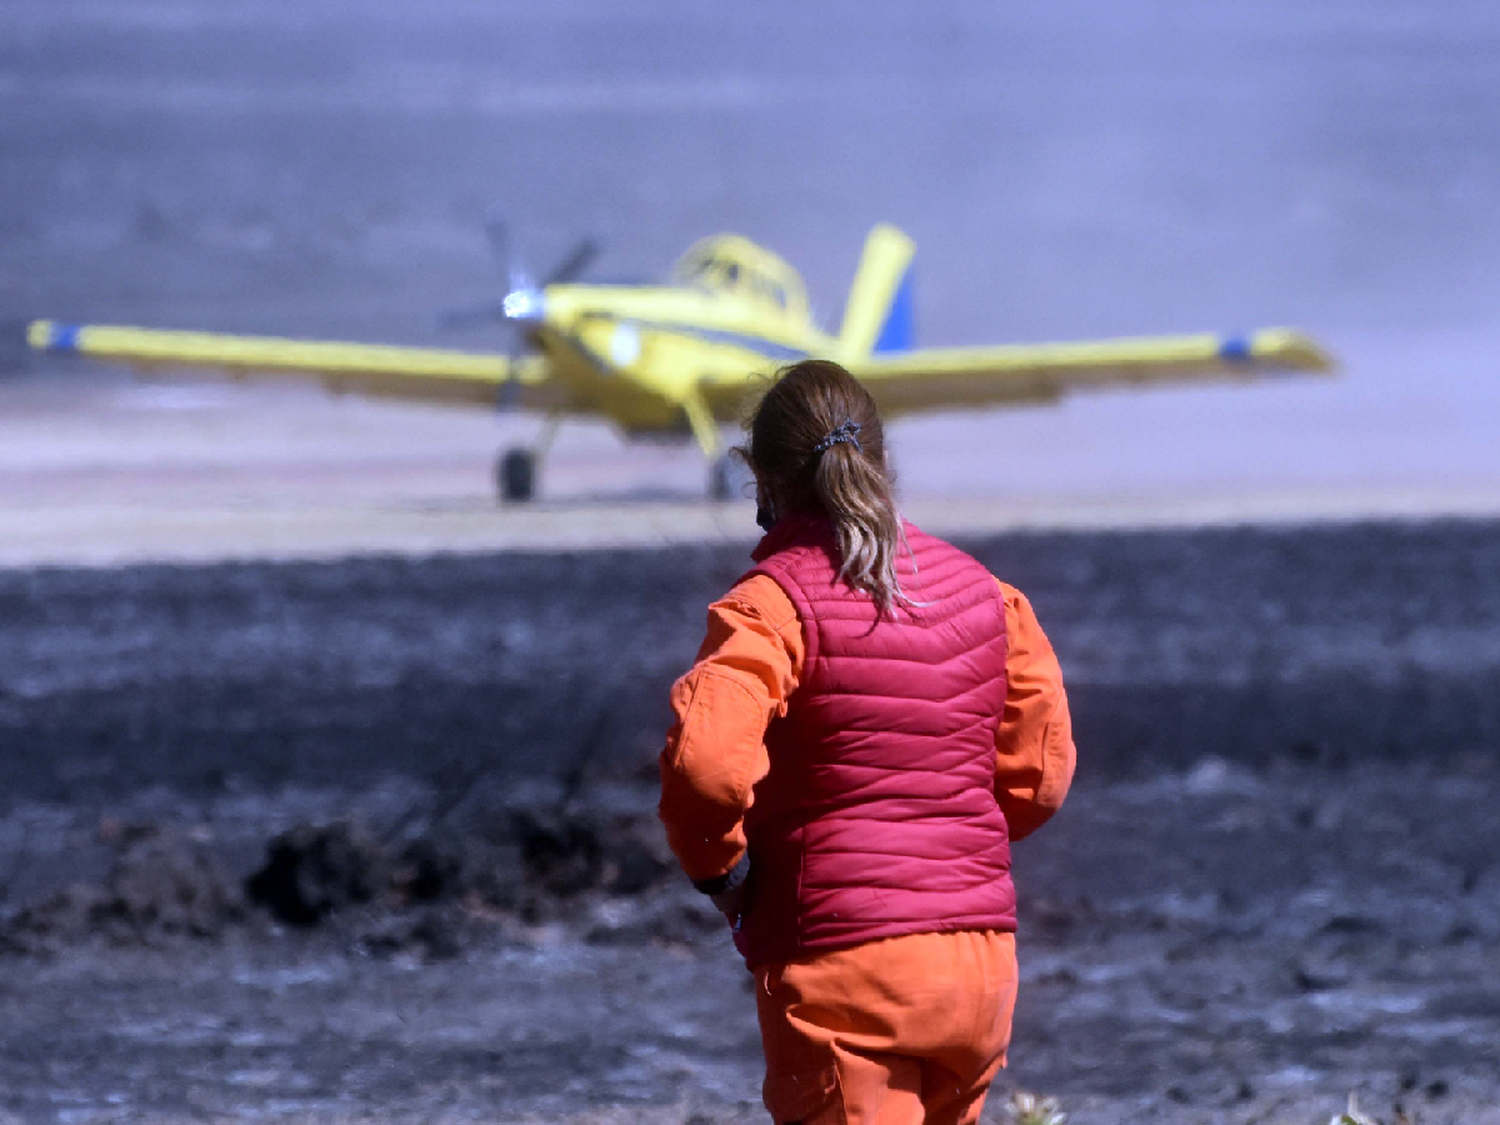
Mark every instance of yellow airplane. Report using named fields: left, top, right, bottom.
left=27, top=221, right=1333, bottom=501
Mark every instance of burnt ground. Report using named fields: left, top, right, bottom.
left=2, top=520, right=1500, bottom=1123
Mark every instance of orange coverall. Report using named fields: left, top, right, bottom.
left=660, top=574, right=1076, bottom=1125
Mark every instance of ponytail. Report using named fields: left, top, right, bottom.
left=814, top=438, right=909, bottom=614
left=744, top=359, right=911, bottom=616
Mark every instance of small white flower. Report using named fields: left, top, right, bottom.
left=1329, top=1091, right=1379, bottom=1125
left=1004, top=1089, right=1068, bottom=1125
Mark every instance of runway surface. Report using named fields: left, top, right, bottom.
left=4, top=371, right=1500, bottom=568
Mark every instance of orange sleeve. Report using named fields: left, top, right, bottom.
left=994, top=579, right=1076, bottom=841
left=659, top=574, right=805, bottom=883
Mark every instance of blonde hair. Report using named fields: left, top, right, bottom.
left=740, top=359, right=910, bottom=615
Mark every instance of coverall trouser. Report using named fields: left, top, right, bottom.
left=753, top=929, right=1018, bottom=1125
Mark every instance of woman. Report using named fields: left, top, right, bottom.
left=659, top=359, right=1075, bottom=1125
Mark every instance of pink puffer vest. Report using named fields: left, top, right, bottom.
left=733, top=513, right=1014, bottom=967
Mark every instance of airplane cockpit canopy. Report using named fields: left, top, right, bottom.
left=674, top=236, right=809, bottom=319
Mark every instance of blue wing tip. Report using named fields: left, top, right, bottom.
left=1218, top=334, right=1251, bottom=362
left=31, top=322, right=82, bottom=351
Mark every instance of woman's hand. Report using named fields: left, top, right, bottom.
left=694, top=854, right=751, bottom=931
left=710, top=879, right=750, bottom=929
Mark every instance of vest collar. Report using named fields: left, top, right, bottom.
left=751, top=511, right=928, bottom=564
left=750, top=511, right=835, bottom=562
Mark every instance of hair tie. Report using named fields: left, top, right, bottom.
left=812, top=420, right=862, bottom=457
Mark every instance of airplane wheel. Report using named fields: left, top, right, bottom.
left=710, top=454, right=750, bottom=502
left=497, top=448, right=536, bottom=503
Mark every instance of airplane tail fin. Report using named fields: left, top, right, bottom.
left=837, top=223, right=916, bottom=358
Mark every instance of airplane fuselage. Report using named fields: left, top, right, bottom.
left=534, top=283, right=836, bottom=439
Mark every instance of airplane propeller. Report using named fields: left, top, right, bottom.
left=540, top=236, right=599, bottom=288
left=436, top=208, right=599, bottom=339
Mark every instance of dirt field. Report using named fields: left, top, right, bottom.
left=4, top=306, right=1500, bottom=1125
left=2, top=760, right=1499, bottom=1125
left=3, top=514, right=1500, bottom=1123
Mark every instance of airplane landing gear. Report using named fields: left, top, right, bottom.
left=497, top=447, right=536, bottom=503
left=495, top=413, right=560, bottom=504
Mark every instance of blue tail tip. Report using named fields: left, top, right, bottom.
left=873, top=268, right=915, bottom=354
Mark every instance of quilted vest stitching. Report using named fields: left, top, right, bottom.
left=732, top=515, right=1018, bottom=966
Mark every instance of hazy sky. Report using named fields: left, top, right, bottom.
left=4, top=1, right=1498, bottom=338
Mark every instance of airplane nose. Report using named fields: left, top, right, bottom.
left=502, top=288, right=545, bottom=324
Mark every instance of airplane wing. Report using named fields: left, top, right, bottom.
left=845, top=328, right=1334, bottom=416
left=26, top=320, right=554, bottom=408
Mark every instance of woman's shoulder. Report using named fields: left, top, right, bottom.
left=719, top=572, right=800, bottom=630
left=993, top=578, right=1028, bottom=607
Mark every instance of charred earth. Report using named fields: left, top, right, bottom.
left=2, top=520, right=1499, bottom=1123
